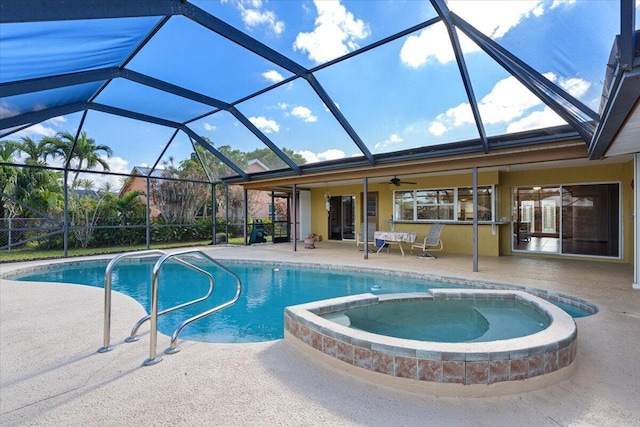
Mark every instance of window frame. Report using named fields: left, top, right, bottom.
left=393, top=185, right=496, bottom=223
left=511, top=181, right=622, bottom=259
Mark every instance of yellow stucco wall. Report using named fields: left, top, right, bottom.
left=311, top=172, right=501, bottom=256
left=499, top=160, right=633, bottom=262
left=309, top=161, right=633, bottom=263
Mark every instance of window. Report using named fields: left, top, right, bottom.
left=366, top=194, right=377, bottom=218
left=458, top=187, right=493, bottom=221
left=394, top=186, right=495, bottom=222
left=542, top=200, right=557, bottom=233
left=416, top=189, right=454, bottom=220
left=561, top=184, right=619, bottom=257
left=394, top=191, right=414, bottom=220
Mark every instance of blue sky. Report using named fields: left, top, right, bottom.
left=2, top=0, right=635, bottom=189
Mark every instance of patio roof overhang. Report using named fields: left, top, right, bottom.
left=242, top=138, right=588, bottom=191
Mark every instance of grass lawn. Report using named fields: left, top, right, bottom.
left=0, top=240, right=223, bottom=263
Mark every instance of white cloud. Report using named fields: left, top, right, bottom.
left=234, top=0, right=285, bottom=35
left=428, top=73, right=589, bottom=136
left=66, top=155, right=131, bottom=192
left=551, top=0, right=577, bottom=10
left=6, top=115, right=67, bottom=138
left=428, top=121, right=447, bottom=137
left=295, top=148, right=345, bottom=163
left=293, top=0, right=370, bottom=64
left=203, top=123, right=217, bottom=131
left=323, top=101, right=339, bottom=112
left=558, top=76, right=590, bottom=99
left=11, top=123, right=58, bottom=138
left=249, top=116, right=279, bottom=133
left=477, top=76, right=542, bottom=124
left=319, top=149, right=345, bottom=160
left=400, top=1, right=546, bottom=68
left=0, top=101, right=20, bottom=119
left=290, top=105, right=317, bottom=122
left=47, top=116, right=67, bottom=126
left=450, top=1, right=544, bottom=39
left=400, top=22, right=457, bottom=68
left=374, top=134, right=403, bottom=150
left=506, top=107, right=565, bottom=133
left=503, top=73, right=589, bottom=133
left=263, top=70, right=285, bottom=83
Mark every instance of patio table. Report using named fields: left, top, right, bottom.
left=374, top=231, right=416, bottom=257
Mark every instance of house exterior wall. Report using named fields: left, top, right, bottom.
left=120, top=175, right=162, bottom=218
left=499, top=160, right=633, bottom=263
left=248, top=190, right=272, bottom=219
left=309, top=162, right=633, bottom=263
left=215, top=188, right=274, bottom=220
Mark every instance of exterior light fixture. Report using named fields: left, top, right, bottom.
left=324, top=192, right=331, bottom=211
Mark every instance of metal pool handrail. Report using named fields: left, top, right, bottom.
left=99, top=249, right=167, bottom=353
left=165, top=253, right=243, bottom=355
left=144, top=249, right=243, bottom=366
left=125, top=255, right=215, bottom=344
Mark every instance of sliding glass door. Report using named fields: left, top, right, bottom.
left=561, top=184, right=619, bottom=257
left=328, top=195, right=355, bottom=240
left=512, top=183, right=620, bottom=257
left=513, top=186, right=561, bottom=253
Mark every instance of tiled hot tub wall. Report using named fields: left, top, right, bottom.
left=284, top=290, right=577, bottom=387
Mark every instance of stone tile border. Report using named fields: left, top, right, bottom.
left=285, top=289, right=577, bottom=393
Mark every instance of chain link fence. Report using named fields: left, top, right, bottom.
left=0, top=218, right=64, bottom=250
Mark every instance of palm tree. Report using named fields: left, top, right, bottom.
left=115, top=190, right=144, bottom=225
left=2, top=138, right=63, bottom=218
left=10, top=136, right=51, bottom=164
left=99, top=182, right=115, bottom=195
left=0, top=140, right=19, bottom=219
left=46, top=131, right=113, bottom=188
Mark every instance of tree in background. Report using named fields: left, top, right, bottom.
left=43, top=131, right=113, bottom=188
left=9, top=136, right=52, bottom=163
left=0, top=141, right=19, bottom=220
left=191, top=138, right=306, bottom=223
left=245, top=147, right=307, bottom=170
left=150, top=157, right=210, bottom=223
left=68, top=188, right=108, bottom=249
left=4, top=137, right=64, bottom=219
left=113, top=189, right=145, bottom=226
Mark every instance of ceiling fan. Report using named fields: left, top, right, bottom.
left=385, top=176, right=416, bottom=187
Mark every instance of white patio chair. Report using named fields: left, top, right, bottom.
left=411, top=223, right=444, bottom=258
left=356, top=222, right=377, bottom=250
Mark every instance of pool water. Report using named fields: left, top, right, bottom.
left=10, top=260, right=589, bottom=343
left=336, top=299, right=550, bottom=343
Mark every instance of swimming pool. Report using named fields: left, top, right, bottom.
left=7, top=258, right=596, bottom=343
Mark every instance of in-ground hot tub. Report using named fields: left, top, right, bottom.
left=284, top=289, right=577, bottom=397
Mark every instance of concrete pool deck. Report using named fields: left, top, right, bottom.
left=1, top=242, right=639, bottom=426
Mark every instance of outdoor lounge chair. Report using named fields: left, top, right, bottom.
left=411, top=223, right=444, bottom=259
left=356, top=222, right=377, bottom=250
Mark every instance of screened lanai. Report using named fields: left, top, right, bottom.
left=1, top=1, right=640, bottom=285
